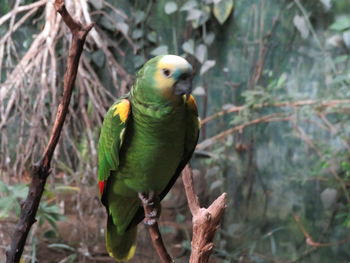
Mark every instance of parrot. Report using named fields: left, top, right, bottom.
left=97, top=54, right=200, bottom=261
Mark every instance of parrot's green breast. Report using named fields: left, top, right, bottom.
left=115, top=101, right=186, bottom=195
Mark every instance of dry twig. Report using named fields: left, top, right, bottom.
left=139, top=165, right=227, bottom=263
left=182, top=165, right=227, bottom=263
left=0, top=0, right=133, bottom=175
left=5, top=1, right=93, bottom=262
left=200, top=99, right=350, bottom=125
left=293, top=214, right=350, bottom=248
left=198, top=113, right=292, bottom=150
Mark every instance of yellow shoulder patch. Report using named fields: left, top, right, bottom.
left=186, top=94, right=198, bottom=112
left=112, top=99, right=130, bottom=123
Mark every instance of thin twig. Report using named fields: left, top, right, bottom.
left=201, top=99, right=350, bottom=125
left=293, top=214, right=350, bottom=248
left=198, top=113, right=292, bottom=150
left=5, top=1, right=93, bottom=262
left=0, top=0, right=46, bottom=26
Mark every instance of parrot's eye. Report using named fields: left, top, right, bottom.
left=162, top=68, right=171, bottom=78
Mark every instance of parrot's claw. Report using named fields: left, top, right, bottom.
left=146, top=210, right=158, bottom=218
left=138, top=192, right=155, bottom=205
left=144, top=218, right=157, bottom=226
left=138, top=192, right=159, bottom=227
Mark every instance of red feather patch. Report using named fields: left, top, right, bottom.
left=98, top=181, right=105, bottom=195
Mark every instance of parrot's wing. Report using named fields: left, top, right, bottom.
left=128, top=95, right=200, bottom=228
left=98, top=95, right=131, bottom=201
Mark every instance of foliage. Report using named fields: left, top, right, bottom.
left=1, top=0, right=350, bottom=262
left=0, top=180, right=28, bottom=218
left=0, top=179, right=65, bottom=229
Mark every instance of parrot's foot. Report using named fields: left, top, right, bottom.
left=138, top=192, right=159, bottom=227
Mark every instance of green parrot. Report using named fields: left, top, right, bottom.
left=98, top=55, right=200, bottom=261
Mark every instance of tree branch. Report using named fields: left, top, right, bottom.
left=293, top=214, right=350, bottom=248
left=139, top=192, right=175, bottom=263
left=198, top=113, right=292, bottom=150
left=182, top=165, right=227, bottom=263
left=200, top=99, right=350, bottom=125
left=5, top=1, right=93, bottom=262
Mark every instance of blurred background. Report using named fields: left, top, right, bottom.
left=1, top=0, right=350, bottom=262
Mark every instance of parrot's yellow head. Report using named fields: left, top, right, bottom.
left=134, top=55, right=193, bottom=104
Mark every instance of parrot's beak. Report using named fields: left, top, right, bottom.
left=174, top=74, right=192, bottom=96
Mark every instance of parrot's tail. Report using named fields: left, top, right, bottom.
left=106, top=215, right=137, bottom=262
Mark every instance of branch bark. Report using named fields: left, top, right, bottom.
left=140, top=165, right=227, bottom=263
left=182, top=165, right=227, bottom=263
left=5, top=1, right=93, bottom=262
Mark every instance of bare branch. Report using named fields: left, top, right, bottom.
left=5, top=1, right=93, bottom=262
left=293, top=214, right=350, bottom=248
left=198, top=113, right=292, bottom=150
left=0, top=0, right=46, bottom=27
left=201, top=99, right=350, bottom=125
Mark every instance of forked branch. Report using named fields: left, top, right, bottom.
left=140, top=165, right=227, bottom=263
left=5, top=1, right=93, bottom=262
left=183, top=165, right=227, bottom=263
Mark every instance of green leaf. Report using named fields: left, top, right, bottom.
left=131, top=29, right=143, bottom=39
left=330, top=16, right=350, bottom=31
left=195, top=44, right=207, bottom=63
left=343, top=30, right=350, bottom=48
left=320, top=0, right=332, bottom=11
left=99, top=17, right=115, bottom=31
left=334, top=55, right=348, bottom=64
left=341, top=161, right=350, bottom=171
left=44, top=229, right=58, bottom=239
left=182, top=39, right=195, bottom=55
left=186, top=9, right=202, bottom=21
left=180, top=0, right=197, bottom=11
left=293, top=15, right=309, bottom=39
left=164, top=2, right=178, bottom=15
left=48, top=243, right=75, bottom=252
left=0, top=180, right=9, bottom=193
left=276, top=73, right=287, bottom=88
left=134, top=10, right=146, bottom=25
left=147, top=31, right=157, bottom=43
left=204, top=32, right=215, bottom=45
left=133, top=55, right=146, bottom=68
left=92, top=50, right=105, bottom=67
left=0, top=196, right=14, bottom=218
left=270, top=235, right=277, bottom=255
left=200, top=60, right=216, bottom=75
left=213, top=0, right=234, bottom=25
left=150, top=45, right=169, bottom=56
left=10, top=183, right=28, bottom=199
left=192, top=86, right=206, bottom=96
left=116, top=22, right=129, bottom=35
